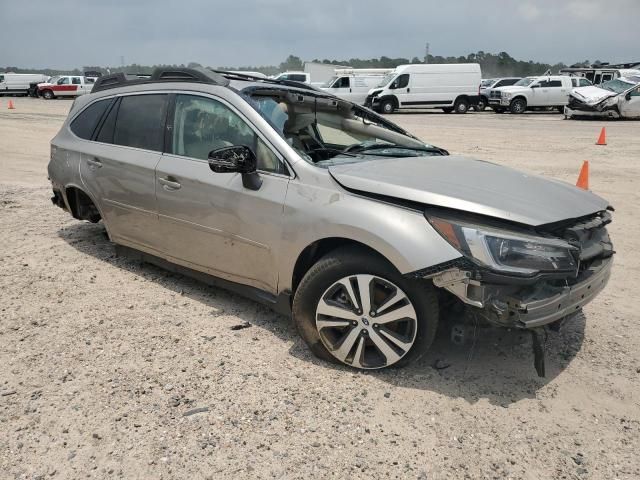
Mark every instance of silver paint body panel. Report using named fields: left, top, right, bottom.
left=48, top=81, right=610, bottom=297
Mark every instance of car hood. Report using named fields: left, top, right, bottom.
left=570, top=86, right=618, bottom=105
left=328, top=155, right=610, bottom=227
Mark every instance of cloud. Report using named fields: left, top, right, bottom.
left=0, top=0, right=637, bottom=70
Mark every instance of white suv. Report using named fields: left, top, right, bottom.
left=489, top=76, right=591, bottom=114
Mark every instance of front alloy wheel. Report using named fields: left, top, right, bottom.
left=315, top=275, right=417, bottom=369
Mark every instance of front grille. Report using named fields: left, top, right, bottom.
left=490, top=90, right=502, bottom=99
left=567, top=96, right=594, bottom=111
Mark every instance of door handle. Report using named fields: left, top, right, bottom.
left=86, top=158, right=102, bottom=169
left=407, top=88, right=411, bottom=93
left=159, top=177, right=182, bottom=190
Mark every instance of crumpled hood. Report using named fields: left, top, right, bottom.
left=570, top=85, right=618, bottom=105
left=328, top=155, right=610, bottom=227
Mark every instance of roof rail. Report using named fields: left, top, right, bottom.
left=92, top=67, right=230, bottom=93
left=212, top=69, right=320, bottom=92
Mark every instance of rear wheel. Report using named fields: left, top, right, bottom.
left=379, top=99, right=395, bottom=114
left=42, top=89, right=54, bottom=100
left=510, top=98, right=527, bottom=114
left=292, top=248, right=438, bottom=370
left=454, top=97, right=469, bottom=114
left=473, top=97, right=487, bottom=112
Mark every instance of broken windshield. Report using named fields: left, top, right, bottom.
left=245, top=88, right=444, bottom=167
left=601, top=79, right=636, bottom=94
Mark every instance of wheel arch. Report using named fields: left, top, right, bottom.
left=378, top=94, right=399, bottom=108
left=290, top=237, right=391, bottom=294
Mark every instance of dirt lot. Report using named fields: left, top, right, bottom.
left=1, top=97, right=639, bottom=480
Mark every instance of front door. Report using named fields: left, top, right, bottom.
left=155, top=93, right=290, bottom=293
left=80, top=93, right=168, bottom=251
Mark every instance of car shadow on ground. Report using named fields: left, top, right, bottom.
left=59, top=221, right=585, bottom=406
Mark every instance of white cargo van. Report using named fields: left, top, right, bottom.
left=321, top=69, right=393, bottom=105
left=365, top=64, right=482, bottom=114
left=0, top=73, right=50, bottom=96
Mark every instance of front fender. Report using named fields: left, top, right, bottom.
left=277, top=180, right=461, bottom=291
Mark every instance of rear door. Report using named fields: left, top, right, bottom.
left=155, top=93, right=290, bottom=292
left=69, top=77, right=83, bottom=97
left=80, top=93, right=168, bottom=251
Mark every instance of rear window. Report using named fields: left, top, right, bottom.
left=112, top=94, right=168, bottom=151
left=70, top=99, right=112, bottom=140
left=287, top=74, right=307, bottom=82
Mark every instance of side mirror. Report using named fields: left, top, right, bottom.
left=530, top=84, right=539, bottom=89
left=208, top=145, right=262, bottom=190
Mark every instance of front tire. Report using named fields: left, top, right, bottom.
left=42, top=89, right=54, bottom=100
left=510, top=97, right=527, bottom=114
left=473, top=97, right=488, bottom=112
left=379, top=99, right=395, bottom=114
left=292, top=248, right=438, bottom=370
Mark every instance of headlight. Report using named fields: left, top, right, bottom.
left=502, top=92, right=512, bottom=99
left=428, top=216, right=578, bottom=276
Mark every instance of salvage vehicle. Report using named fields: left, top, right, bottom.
left=489, top=75, right=587, bottom=114
left=0, top=73, right=49, bottom=96
left=38, top=75, right=97, bottom=99
left=48, top=68, right=614, bottom=375
left=320, top=70, right=391, bottom=105
left=365, top=64, right=481, bottom=114
left=565, top=76, right=640, bottom=119
left=476, top=77, right=521, bottom=111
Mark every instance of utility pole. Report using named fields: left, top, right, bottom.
left=424, top=42, right=430, bottom=64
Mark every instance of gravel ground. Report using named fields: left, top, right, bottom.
left=1, top=98, right=639, bottom=480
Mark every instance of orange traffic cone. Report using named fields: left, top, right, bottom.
left=8, top=100, right=15, bottom=110
left=596, top=127, right=606, bottom=145
left=576, top=161, right=589, bottom=190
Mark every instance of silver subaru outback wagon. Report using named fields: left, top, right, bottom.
left=48, top=68, right=613, bottom=375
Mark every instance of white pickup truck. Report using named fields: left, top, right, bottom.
left=37, top=75, right=96, bottom=99
left=488, top=75, right=592, bottom=114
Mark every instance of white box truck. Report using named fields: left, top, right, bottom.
left=0, top=73, right=50, bottom=96
left=320, top=68, right=393, bottom=105
left=365, top=63, right=482, bottom=114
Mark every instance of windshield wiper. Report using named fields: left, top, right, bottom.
left=312, top=147, right=358, bottom=158
left=345, top=143, right=447, bottom=155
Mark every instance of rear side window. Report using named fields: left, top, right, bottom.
left=70, top=99, right=112, bottom=140
left=112, top=94, right=168, bottom=151
left=288, top=74, right=307, bottom=82
left=547, top=80, right=562, bottom=87
left=95, top=99, right=119, bottom=144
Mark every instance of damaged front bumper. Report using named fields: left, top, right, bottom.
left=431, top=256, right=612, bottom=329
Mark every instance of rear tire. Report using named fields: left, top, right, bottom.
left=473, top=97, right=487, bottom=112
left=42, top=89, right=54, bottom=100
left=454, top=97, right=469, bottom=114
left=510, top=98, right=527, bottom=114
left=379, top=99, right=395, bottom=114
left=292, top=247, right=439, bottom=370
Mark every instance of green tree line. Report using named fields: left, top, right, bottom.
left=2, top=51, right=593, bottom=78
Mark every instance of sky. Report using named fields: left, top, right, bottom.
left=1, top=0, right=638, bottom=70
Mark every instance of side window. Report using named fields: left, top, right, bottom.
left=171, top=94, right=282, bottom=174
left=290, top=74, right=307, bottom=82
left=112, top=94, right=168, bottom=151
left=536, top=80, right=548, bottom=87
left=95, top=98, right=120, bottom=144
left=504, top=79, right=519, bottom=86
left=396, top=74, right=409, bottom=89
left=494, top=80, right=506, bottom=87
left=630, top=87, right=640, bottom=97
left=572, top=78, right=578, bottom=87
left=337, top=77, right=350, bottom=88
left=548, top=80, right=562, bottom=87
left=70, top=99, right=112, bottom=140
left=57, top=77, right=70, bottom=85
left=71, top=77, right=81, bottom=85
